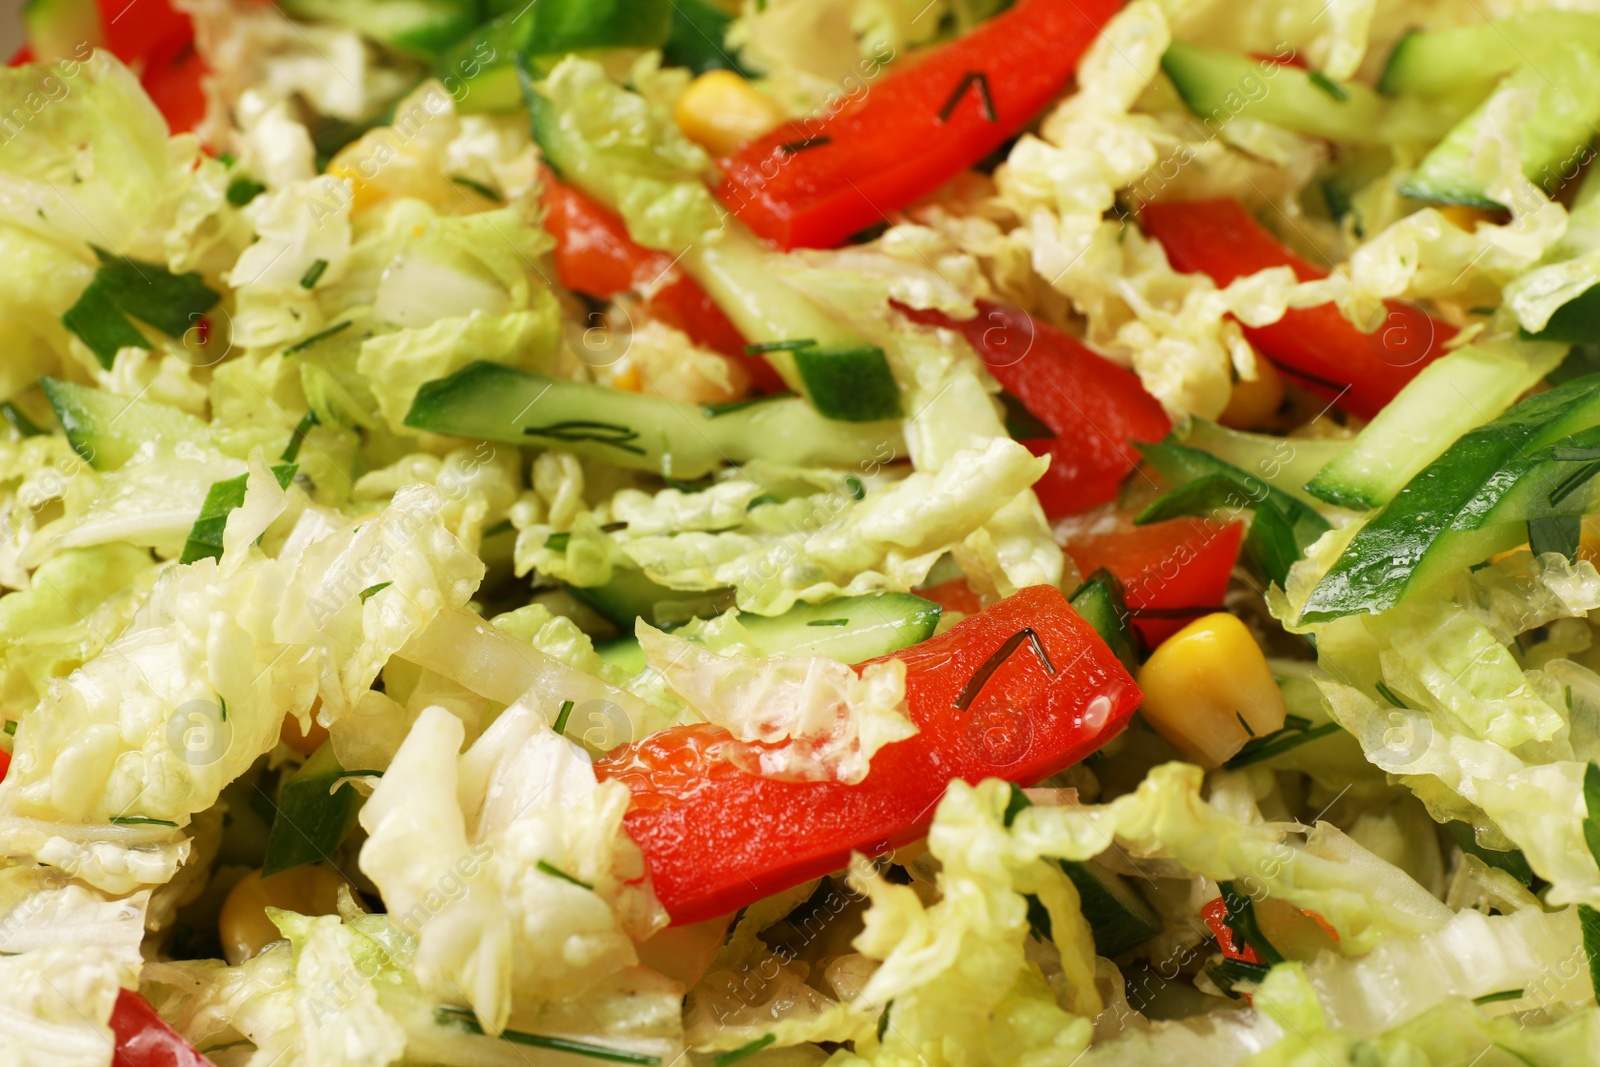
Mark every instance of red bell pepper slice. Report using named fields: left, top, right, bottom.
left=540, top=174, right=787, bottom=394
left=111, top=988, right=212, bottom=1067
left=138, top=42, right=207, bottom=136
left=1139, top=198, right=1456, bottom=420
left=903, top=301, right=1171, bottom=516
left=1201, top=896, right=1261, bottom=964
left=594, top=584, right=1140, bottom=924
left=1064, top=516, right=1243, bottom=647
left=714, top=0, right=1125, bottom=250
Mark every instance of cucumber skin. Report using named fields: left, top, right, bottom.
left=1061, top=859, right=1162, bottom=958
left=1302, top=374, right=1600, bottom=621
left=41, top=376, right=210, bottom=471
left=278, top=0, right=477, bottom=60
left=1523, top=286, right=1600, bottom=344
left=1305, top=341, right=1566, bottom=511
left=1379, top=13, right=1600, bottom=97
left=1162, top=42, right=1385, bottom=144
left=1400, top=44, right=1600, bottom=209
left=594, top=592, right=942, bottom=672
left=1068, top=569, right=1139, bottom=673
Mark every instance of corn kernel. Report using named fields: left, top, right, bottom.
left=280, top=703, right=328, bottom=756
left=324, top=162, right=381, bottom=217
left=1136, top=613, right=1286, bottom=767
left=1219, top=355, right=1285, bottom=430
left=1437, top=204, right=1499, bottom=232
left=674, top=70, right=787, bottom=157
left=219, top=866, right=350, bottom=965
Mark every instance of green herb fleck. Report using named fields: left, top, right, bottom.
left=876, top=1001, right=893, bottom=1042
left=1307, top=71, right=1349, bottom=101
left=450, top=175, right=503, bottom=202
left=745, top=339, right=816, bottom=354
left=702, top=391, right=795, bottom=418
left=536, top=859, right=592, bottom=890
left=434, top=1007, right=660, bottom=1064
left=1473, top=988, right=1524, bottom=1005
left=845, top=476, right=865, bottom=501
left=1234, top=711, right=1255, bottom=737
left=359, top=582, right=391, bottom=603
left=300, top=258, right=329, bottom=289
left=714, top=1034, right=776, bottom=1067
left=284, top=321, right=351, bottom=355
left=1374, top=680, right=1408, bottom=708
left=806, top=618, right=849, bottom=627
left=553, top=699, right=575, bottom=735
left=226, top=176, right=267, bottom=207
left=545, top=532, right=572, bottom=552
left=110, top=816, right=178, bottom=827
left=1218, top=881, right=1285, bottom=965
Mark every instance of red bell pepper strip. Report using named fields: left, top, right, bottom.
left=903, top=301, right=1171, bottom=517
left=0, top=746, right=10, bottom=783
left=1139, top=198, right=1456, bottom=420
left=111, top=988, right=212, bottom=1067
left=540, top=174, right=788, bottom=394
left=594, top=584, right=1140, bottom=925
left=138, top=42, right=207, bottom=137
left=1064, top=516, right=1243, bottom=647
left=714, top=0, right=1125, bottom=250
left=1201, top=896, right=1261, bottom=964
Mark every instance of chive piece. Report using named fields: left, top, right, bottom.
left=219, top=697, right=227, bottom=723
left=2, top=720, right=14, bottom=735
left=1473, top=989, right=1524, bottom=1005
left=179, top=464, right=298, bottom=565
left=63, top=279, right=150, bottom=368
left=300, top=258, right=329, bottom=289
left=876, top=1001, right=893, bottom=1042
left=553, top=699, right=575, bottom=735
left=1529, top=515, right=1582, bottom=560
left=523, top=420, right=645, bottom=457
left=545, top=532, right=572, bottom=552
left=938, top=70, right=996, bottom=123
left=714, top=1034, right=776, bottom=1067
left=450, top=175, right=503, bottom=202
left=536, top=858, right=593, bottom=890
left=953, top=628, right=1056, bottom=711
left=845, top=475, right=865, bottom=501
left=281, top=410, right=318, bottom=463
left=434, top=1007, right=661, bottom=1064
left=110, top=816, right=178, bottom=827
left=359, top=582, right=391, bottom=603
left=1234, top=711, right=1256, bottom=737
left=744, top=339, right=816, bottom=354
left=1218, top=881, right=1285, bottom=965
left=1307, top=71, right=1349, bottom=101
left=284, top=320, right=352, bottom=355
left=482, top=518, right=514, bottom=538
left=1373, top=680, right=1408, bottom=708
left=218, top=152, right=236, bottom=167
left=806, top=618, right=849, bottom=627
left=1548, top=459, right=1600, bottom=507
left=701, top=391, right=795, bottom=418
left=778, top=135, right=831, bottom=154
left=226, top=176, right=267, bottom=206
left=0, top=401, right=44, bottom=438
left=1583, top=762, right=1600, bottom=870
left=1225, top=722, right=1341, bottom=768
left=1207, top=957, right=1272, bottom=998
left=746, top=494, right=781, bottom=511
left=1002, top=782, right=1031, bottom=827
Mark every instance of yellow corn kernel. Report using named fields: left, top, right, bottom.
left=280, top=702, right=328, bottom=756
left=610, top=361, right=642, bottom=392
left=1437, top=204, right=1499, bottom=232
left=1136, top=613, right=1286, bottom=767
left=1219, top=356, right=1285, bottom=430
left=219, top=866, right=350, bottom=965
left=673, top=70, right=787, bottom=157
left=324, top=162, right=382, bottom=217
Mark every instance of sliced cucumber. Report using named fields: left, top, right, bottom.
left=22, top=0, right=102, bottom=61
left=1161, top=42, right=1467, bottom=146
left=1317, top=147, right=1396, bottom=238
left=262, top=742, right=371, bottom=876
left=1302, top=373, right=1600, bottom=622
left=1522, top=169, right=1600, bottom=344
left=527, top=79, right=902, bottom=422
left=595, top=592, right=942, bottom=673
left=1401, top=44, right=1600, bottom=209
left=663, top=0, right=748, bottom=76
left=278, top=0, right=477, bottom=60
left=1180, top=420, right=1350, bottom=507
left=1305, top=340, right=1565, bottom=511
left=1068, top=569, right=1139, bottom=672
left=42, top=377, right=210, bottom=471
left=568, top=569, right=734, bottom=632
left=1379, top=13, right=1600, bottom=97
left=405, top=362, right=903, bottom=478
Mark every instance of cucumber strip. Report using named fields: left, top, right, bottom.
left=1318, top=147, right=1397, bottom=238
left=41, top=377, right=211, bottom=471
left=1161, top=42, right=1469, bottom=146
left=1302, top=374, right=1600, bottom=621
left=663, top=0, right=749, bottom=76
left=595, top=592, right=942, bottom=673
left=1521, top=170, right=1600, bottom=343
left=279, top=0, right=477, bottom=59
left=568, top=569, right=735, bottom=631
left=1401, top=44, right=1600, bottom=209
left=1379, top=13, right=1600, bottom=97
left=1067, top=569, right=1139, bottom=672
left=526, top=75, right=902, bottom=422
left=404, top=362, right=903, bottom=478
left=262, top=742, right=371, bottom=876
left=1137, top=437, right=1331, bottom=589
left=1305, top=340, right=1566, bottom=511
left=1180, top=420, right=1350, bottom=507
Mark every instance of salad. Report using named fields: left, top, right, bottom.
left=5, top=0, right=1600, bottom=1063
